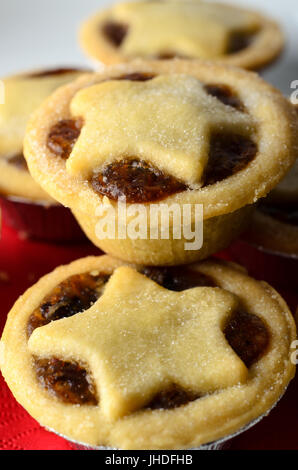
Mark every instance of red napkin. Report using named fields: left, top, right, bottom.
left=0, top=223, right=297, bottom=450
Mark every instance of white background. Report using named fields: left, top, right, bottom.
left=0, top=0, right=297, bottom=94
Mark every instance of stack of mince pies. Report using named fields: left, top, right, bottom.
left=1, top=0, right=298, bottom=452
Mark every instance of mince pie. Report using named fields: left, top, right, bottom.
left=0, top=255, right=295, bottom=449
left=79, top=0, right=284, bottom=70
left=0, top=68, right=90, bottom=242
left=0, top=68, right=84, bottom=201
left=24, top=61, right=298, bottom=264
left=244, top=104, right=298, bottom=258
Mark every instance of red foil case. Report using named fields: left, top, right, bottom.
left=226, top=239, right=298, bottom=293
left=0, top=195, right=87, bottom=243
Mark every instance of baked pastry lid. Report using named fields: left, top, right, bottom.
left=24, top=60, right=298, bottom=221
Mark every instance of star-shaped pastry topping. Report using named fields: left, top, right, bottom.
left=109, top=1, right=260, bottom=58
left=28, top=267, right=248, bottom=421
left=67, top=75, right=254, bottom=186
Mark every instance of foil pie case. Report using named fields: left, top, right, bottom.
left=0, top=195, right=87, bottom=243
left=48, top=384, right=289, bottom=451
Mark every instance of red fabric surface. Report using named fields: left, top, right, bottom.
left=0, top=222, right=297, bottom=450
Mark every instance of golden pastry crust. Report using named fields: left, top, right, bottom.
left=79, top=0, right=284, bottom=71
left=24, top=61, right=298, bottom=218
left=0, top=255, right=295, bottom=450
left=73, top=204, right=254, bottom=266
left=0, top=68, right=85, bottom=202
left=24, top=61, right=298, bottom=265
